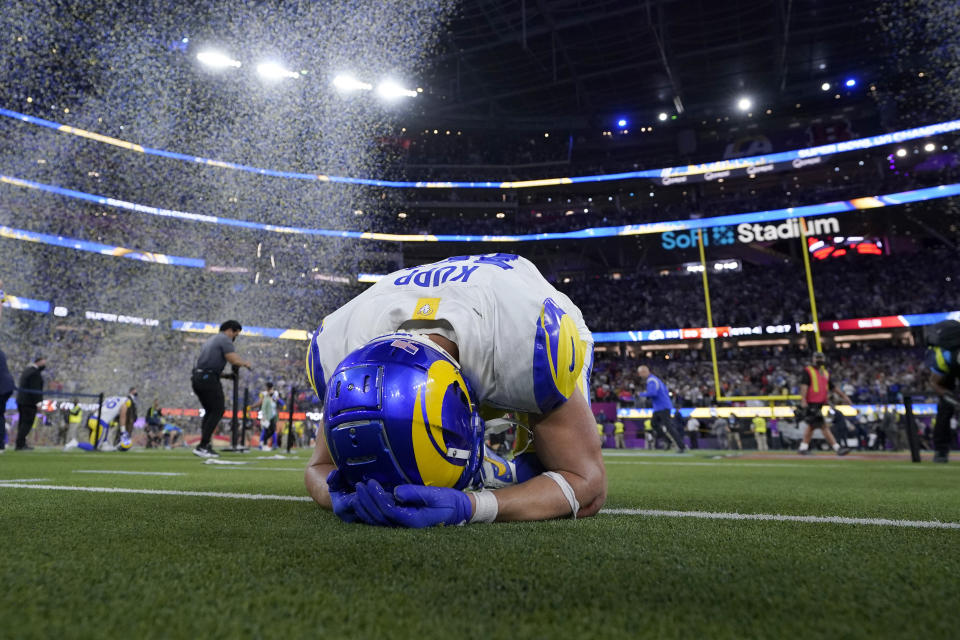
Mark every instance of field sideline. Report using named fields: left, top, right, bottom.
left=2, top=448, right=958, bottom=639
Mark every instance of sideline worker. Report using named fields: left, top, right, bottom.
left=614, top=419, right=625, bottom=449
left=191, top=320, right=252, bottom=458
left=797, top=351, right=852, bottom=456
left=14, top=356, right=46, bottom=451
left=751, top=415, right=768, bottom=451
left=925, top=320, right=960, bottom=463
left=636, top=365, right=687, bottom=452
left=0, top=282, right=13, bottom=451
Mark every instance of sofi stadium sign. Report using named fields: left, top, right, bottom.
left=660, top=216, right=840, bottom=250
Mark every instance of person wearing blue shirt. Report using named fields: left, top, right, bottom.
left=636, top=365, right=687, bottom=452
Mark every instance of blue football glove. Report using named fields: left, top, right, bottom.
left=360, top=481, right=473, bottom=528
left=353, top=480, right=394, bottom=527
left=326, top=469, right=359, bottom=524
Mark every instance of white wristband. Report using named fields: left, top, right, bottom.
left=469, top=490, right=499, bottom=524
left=543, top=471, right=580, bottom=520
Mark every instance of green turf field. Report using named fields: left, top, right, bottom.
left=1, top=448, right=958, bottom=639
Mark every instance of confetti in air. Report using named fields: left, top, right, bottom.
left=0, top=0, right=456, bottom=408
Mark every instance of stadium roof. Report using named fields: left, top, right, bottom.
left=423, top=0, right=882, bottom=126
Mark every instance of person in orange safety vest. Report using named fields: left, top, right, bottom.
left=797, top=351, right=855, bottom=456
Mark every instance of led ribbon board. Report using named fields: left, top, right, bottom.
left=171, top=321, right=308, bottom=341
left=2, top=107, right=959, bottom=188
left=591, top=311, right=960, bottom=343
left=3, top=172, right=960, bottom=243
left=0, top=223, right=204, bottom=267
left=5, top=306, right=955, bottom=344
left=1, top=294, right=50, bottom=313
left=617, top=404, right=938, bottom=419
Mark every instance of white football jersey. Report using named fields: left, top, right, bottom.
left=91, top=395, right=133, bottom=427
left=309, top=254, right=593, bottom=414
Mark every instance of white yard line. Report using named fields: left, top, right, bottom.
left=0, top=482, right=957, bottom=529
left=0, top=483, right=311, bottom=501
left=0, top=478, right=49, bottom=483
left=208, top=467, right=304, bottom=471
left=601, top=508, right=960, bottom=530
left=73, top=470, right=185, bottom=477
left=602, top=460, right=948, bottom=470
left=605, top=460, right=847, bottom=469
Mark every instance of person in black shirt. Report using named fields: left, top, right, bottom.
left=191, top=320, right=252, bottom=458
left=15, top=356, right=46, bottom=450
left=0, top=283, right=13, bottom=451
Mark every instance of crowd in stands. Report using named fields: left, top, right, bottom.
left=391, top=153, right=960, bottom=237
left=385, top=109, right=884, bottom=182
left=3, top=244, right=951, bottom=422
left=556, top=249, right=960, bottom=332
left=591, top=345, right=930, bottom=408
left=4, top=100, right=959, bottom=443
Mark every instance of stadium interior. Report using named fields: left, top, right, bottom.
left=2, top=0, right=957, bottom=431
left=1, top=1, right=959, bottom=637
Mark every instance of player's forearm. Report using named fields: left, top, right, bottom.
left=488, top=467, right=606, bottom=522
left=305, top=463, right=335, bottom=510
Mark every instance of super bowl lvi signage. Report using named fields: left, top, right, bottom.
left=661, top=216, right=840, bottom=250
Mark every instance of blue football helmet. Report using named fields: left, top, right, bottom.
left=323, top=334, right=484, bottom=491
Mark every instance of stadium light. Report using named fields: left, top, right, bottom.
left=196, top=50, right=241, bottom=69
left=821, top=82, right=831, bottom=91
left=924, top=142, right=936, bottom=152
left=333, top=74, right=373, bottom=92
left=845, top=78, right=857, bottom=87
left=256, top=62, right=299, bottom=81
left=896, top=148, right=907, bottom=157
left=658, top=112, right=668, bottom=121
left=617, top=118, right=628, bottom=128
left=736, top=96, right=752, bottom=112
left=376, top=80, right=418, bottom=100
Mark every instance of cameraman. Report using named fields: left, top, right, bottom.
left=926, top=320, right=960, bottom=463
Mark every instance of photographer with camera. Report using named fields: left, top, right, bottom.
left=925, top=320, right=960, bottom=463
